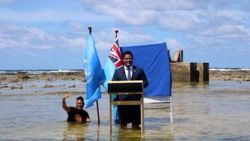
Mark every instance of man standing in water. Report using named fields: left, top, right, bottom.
left=112, top=51, right=149, bottom=129
left=62, top=94, right=90, bottom=123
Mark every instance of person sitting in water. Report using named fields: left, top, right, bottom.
left=62, top=94, right=90, bottom=123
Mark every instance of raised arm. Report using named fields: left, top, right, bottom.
left=62, top=94, right=71, bottom=112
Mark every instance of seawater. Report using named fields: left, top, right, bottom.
left=0, top=80, right=250, bottom=140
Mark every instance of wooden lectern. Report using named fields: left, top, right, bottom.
left=108, top=80, right=144, bottom=137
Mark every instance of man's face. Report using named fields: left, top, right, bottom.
left=123, top=54, right=133, bottom=67
left=76, top=100, right=83, bottom=109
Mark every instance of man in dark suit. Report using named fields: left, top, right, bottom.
left=112, top=51, right=148, bottom=129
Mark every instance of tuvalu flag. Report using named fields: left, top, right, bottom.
left=83, top=33, right=102, bottom=108
left=102, top=37, right=123, bottom=90
left=101, top=35, right=123, bottom=123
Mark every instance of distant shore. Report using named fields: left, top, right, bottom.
left=209, top=70, right=250, bottom=81
left=0, top=70, right=249, bottom=83
left=0, top=71, right=85, bottom=83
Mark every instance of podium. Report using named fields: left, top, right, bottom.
left=108, top=80, right=144, bottom=137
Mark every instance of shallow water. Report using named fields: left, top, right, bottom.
left=0, top=80, right=250, bottom=140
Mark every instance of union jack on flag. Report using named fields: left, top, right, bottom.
left=108, top=38, right=123, bottom=68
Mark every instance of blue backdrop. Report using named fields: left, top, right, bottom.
left=121, top=42, right=172, bottom=97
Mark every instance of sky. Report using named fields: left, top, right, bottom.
left=0, top=0, right=250, bottom=70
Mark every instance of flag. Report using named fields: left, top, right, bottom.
left=101, top=37, right=123, bottom=123
left=102, top=38, right=123, bottom=90
left=83, top=34, right=102, bottom=108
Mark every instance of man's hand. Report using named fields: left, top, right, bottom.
left=62, top=94, right=71, bottom=112
left=63, top=94, right=70, bottom=100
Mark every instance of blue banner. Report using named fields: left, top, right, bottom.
left=122, top=43, right=172, bottom=97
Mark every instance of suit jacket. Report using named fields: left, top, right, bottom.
left=112, top=65, right=148, bottom=101
left=112, top=65, right=149, bottom=88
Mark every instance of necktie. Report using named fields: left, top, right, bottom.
left=127, top=67, right=131, bottom=80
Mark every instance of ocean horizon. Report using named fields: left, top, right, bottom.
left=1, top=67, right=250, bottom=74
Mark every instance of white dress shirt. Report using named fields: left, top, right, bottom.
left=124, top=66, right=133, bottom=80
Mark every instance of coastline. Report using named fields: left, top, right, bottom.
left=209, top=70, right=250, bottom=81
left=0, top=70, right=249, bottom=83
left=0, top=71, right=85, bottom=83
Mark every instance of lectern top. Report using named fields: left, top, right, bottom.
left=108, top=80, right=142, bottom=84
left=108, top=80, right=143, bottom=93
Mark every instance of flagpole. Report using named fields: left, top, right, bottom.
left=88, top=26, right=100, bottom=125
left=115, top=30, right=118, bottom=38
left=96, top=100, right=100, bottom=125
left=88, top=26, right=92, bottom=34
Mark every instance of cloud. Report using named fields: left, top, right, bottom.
left=118, top=29, right=154, bottom=45
left=201, top=24, right=250, bottom=37
left=61, top=36, right=85, bottom=47
left=88, top=28, right=154, bottom=50
left=0, top=21, right=154, bottom=52
left=0, top=0, right=15, bottom=4
left=0, top=7, right=111, bottom=23
left=158, top=10, right=203, bottom=31
left=79, top=0, right=250, bottom=31
left=1, top=0, right=250, bottom=68
left=0, top=0, right=34, bottom=4
left=79, top=0, right=199, bottom=26
left=189, top=23, right=250, bottom=49
left=166, top=38, right=183, bottom=50
left=80, top=0, right=198, bottom=11
left=96, top=5, right=157, bottom=25
left=0, top=22, right=86, bottom=49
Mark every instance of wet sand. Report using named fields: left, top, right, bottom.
left=0, top=78, right=250, bottom=140
left=0, top=71, right=85, bottom=83
left=0, top=70, right=250, bottom=84
left=0, top=70, right=249, bottom=95
left=210, top=70, right=250, bottom=81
